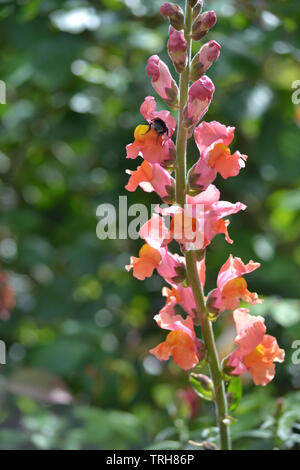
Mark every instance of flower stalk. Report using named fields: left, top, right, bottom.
left=176, top=1, right=231, bottom=450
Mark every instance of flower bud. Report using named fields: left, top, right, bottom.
left=146, top=55, right=179, bottom=109
left=191, top=11, right=217, bottom=41
left=182, top=75, right=214, bottom=129
left=160, top=2, right=184, bottom=31
left=189, top=372, right=214, bottom=401
left=193, top=1, right=203, bottom=19
left=221, top=355, right=237, bottom=379
left=190, top=40, right=221, bottom=82
left=168, top=26, right=187, bottom=74
left=206, top=288, right=222, bottom=316
left=188, top=0, right=199, bottom=7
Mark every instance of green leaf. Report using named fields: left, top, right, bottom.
left=227, top=377, right=242, bottom=412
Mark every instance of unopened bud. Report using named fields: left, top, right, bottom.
left=183, top=75, right=215, bottom=129
left=190, top=372, right=214, bottom=401
left=146, top=55, right=179, bottom=109
left=191, top=11, right=217, bottom=41
left=193, top=1, right=203, bottom=19
left=188, top=0, right=199, bottom=7
left=190, top=40, right=221, bottom=82
left=206, top=288, right=222, bottom=316
left=221, top=355, right=237, bottom=379
left=168, top=26, right=187, bottom=74
left=160, top=2, right=184, bottom=31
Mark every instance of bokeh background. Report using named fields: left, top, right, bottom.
left=0, top=0, right=300, bottom=450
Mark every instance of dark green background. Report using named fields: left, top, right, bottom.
left=0, top=0, right=299, bottom=450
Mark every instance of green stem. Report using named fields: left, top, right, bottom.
left=175, top=1, right=231, bottom=450
left=185, top=251, right=231, bottom=450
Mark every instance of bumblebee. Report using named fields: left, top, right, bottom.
left=147, top=118, right=169, bottom=137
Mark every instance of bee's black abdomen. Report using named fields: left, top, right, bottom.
left=151, top=118, right=168, bottom=136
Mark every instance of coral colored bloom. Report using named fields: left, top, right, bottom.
left=162, top=276, right=203, bottom=319
left=0, top=271, right=15, bottom=320
left=150, top=308, right=200, bottom=370
left=168, top=26, right=187, bottom=74
left=139, top=214, right=171, bottom=250
left=157, top=248, right=187, bottom=285
left=185, top=186, right=246, bottom=248
left=126, top=124, right=176, bottom=166
left=125, top=244, right=161, bottom=280
left=207, top=255, right=262, bottom=314
left=140, top=96, right=176, bottom=137
left=190, top=40, right=221, bottom=82
left=152, top=184, right=244, bottom=250
left=125, top=160, right=175, bottom=202
left=162, top=255, right=206, bottom=318
left=208, top=144, right=247, bottom=179
left=228, top=308, right=285, bottom=386
left=146, top=55, right=179, bottom=108
left=189, top=121, right=247, bottom=191
left=183, top=76, right=215, bottom=129
left=126, top=97, right=176, bottom=165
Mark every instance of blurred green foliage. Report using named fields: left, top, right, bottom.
left=0, top=0, right=299, bottom=450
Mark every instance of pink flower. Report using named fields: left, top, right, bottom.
left=185, top=186, right=246, bottom=248
left=140, top=96, right=176, bottom=137
left=206, top=255, right=263, bottom=314
left=228, top=308, right=285, bottom=386
left=188, top=121, right=247, bottom=191
left=139, top=214, right=171, bottom=250
left=162, top=257, right=205, bottom=318
left=150, top=306, right=201, bottom=370
left=146, top=55, right=179, bottom=109
left=190, top=40, right=221, bottom=82
left=191, top=11, right=217, bottom=42
left=150, top=184, right=245, bottom=250
left=183, top=76, right=215, bottom=129
left=157, top=248, right=187, bottom=285
left=126, top=97, right=176, bottom=165
left=168, top=26, right=187, bottom=74
left=125, top=160, right=175, bottom=202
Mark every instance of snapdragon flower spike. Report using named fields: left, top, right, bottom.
left=227, top=308, right=285, bottom=386
left=206, top=255, right=263, bottom=315
left=150, top=304, right=201, bottom=370
left=125, top=160, right=176, bottom=203
left=168, top=26, right=187, bottom=74
left=0, top=271, right=15, bottom=320
left=188, top=121, right=247, bottom=192
left=146, top=55, right=179, bottom=109
left=182, top=76, right=215, bottom=130
left=160, top=2, right=184, bottom=31
left=191, top=10, right=217, bottom=42
left=126, top=96, right=176, bottom=166
left=190, top=40, right=221, bottom=82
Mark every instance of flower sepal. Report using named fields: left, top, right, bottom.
left=189, top=373, right=214, bottom=401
